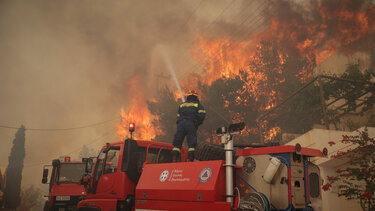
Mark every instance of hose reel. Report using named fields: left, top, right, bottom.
left=240, top=192, right=270, bottom=211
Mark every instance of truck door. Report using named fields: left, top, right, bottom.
left=91, top=146, right=121, bottom=196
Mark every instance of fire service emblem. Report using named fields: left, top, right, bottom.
left=199, top=167, right=212, bottom=183
left=159, top=170, right=169, bottom=182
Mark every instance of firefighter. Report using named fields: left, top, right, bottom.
left=172, top=90, right=206, bottom=162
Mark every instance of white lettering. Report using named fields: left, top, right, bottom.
left=171, top=178, right=190, bottom=182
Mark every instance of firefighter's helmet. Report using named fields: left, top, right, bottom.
left=187, top=90, right=198, bottom=97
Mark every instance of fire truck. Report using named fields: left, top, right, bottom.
left=78, top=123, right=327, bottom=211
left=77, top=135, right=187, bottom=211
left=42, top=156, right=87, bottom=211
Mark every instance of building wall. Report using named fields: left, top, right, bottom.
left=286, top=127, right=375, bottom=211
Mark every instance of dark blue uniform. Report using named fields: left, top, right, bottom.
left=172, top=96, right=206, bottom=161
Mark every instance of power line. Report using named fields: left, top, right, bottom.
left=23, top=128, right=115, bottom=168
left=0, top=118, right=118, bottom=131
left=170, top=0, right=205, bottom=38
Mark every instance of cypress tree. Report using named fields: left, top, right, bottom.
left=3, top=125, right=25, bottom=209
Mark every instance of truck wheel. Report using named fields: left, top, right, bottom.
left=195, top=141, right=225, bottom=161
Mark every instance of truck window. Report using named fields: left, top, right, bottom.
left=148, top=148, right=172, bottom=163
left=136, top=147, right=172, bottom=170
left=104, top=148, right=120, bottom=174
left=91, top=146, right=121, bottom=193
left=57, top=163, right=86, bottom=183
left=92, top=150, right=106, bottom=193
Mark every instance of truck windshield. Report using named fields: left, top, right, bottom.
left=57, top=163, right=86, bottom=183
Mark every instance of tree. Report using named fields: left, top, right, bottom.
left=147, top=86, right=179, bottom=143
left=322, top=129, right=375, bottom=211
left=78, top=145, right=97, bottom=159
left=3, top=126, right=26, bottom=209
left=270, top=61, right=375, bottom=135
left=16, top=185, right=44, bottom=211
left=198, top=73, right=259, bottom=143
left=324, top=63, right=375, bottom=117
left=148, top=40, right=374, bottom=144
left=148, top=40, right=316, bottom=144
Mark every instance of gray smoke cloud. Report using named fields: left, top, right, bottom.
left=0, top=0, right=259, bottom=190
left=3, top=0, right=371, bottom=193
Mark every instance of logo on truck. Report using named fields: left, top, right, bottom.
left=199, top=167, right=212, bottom=183
left=159, top=170, right=169, bottom=182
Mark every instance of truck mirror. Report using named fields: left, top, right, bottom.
left=42, top=177, right=48, bottom=184
left=52, top=159, right=60, bottom=168
left=122, top=139, right=140, bottom=183
left=85, top=158, right=94, bottom=173
left=42, top=169, right=48, bottom=184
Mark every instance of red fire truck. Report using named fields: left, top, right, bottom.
left=78, top=123, right=327, bottom=211
left=42, top=157, right=87, bottom=211
left=77, top=137, right=187, bottom=211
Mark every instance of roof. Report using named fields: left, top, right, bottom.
left=235, top=145, right=324, bottom=157
left=286, top=127, right=375, bottom=165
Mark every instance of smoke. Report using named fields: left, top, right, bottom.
left=3, top=126, right=25, bottom=209
left=0, top=0, right=258, bottom=189
left=272, top=0, right=375, bottom=70
left=1, top=0, right=373, bottom=191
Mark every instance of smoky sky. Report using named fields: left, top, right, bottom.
left=0, top=0, right=265, bottom=190
left=1, top=0, right=373, bottom=192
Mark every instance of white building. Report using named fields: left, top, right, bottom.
left=286, top=127, right=375, bottom=211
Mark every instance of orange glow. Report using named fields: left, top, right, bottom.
left=116, top=75, right=162, bottom=141
left=190, top=35, right=257, bottom=86
left=117, top=0, right=375, bottom=143
left=181, top=1, right=375, bottom=141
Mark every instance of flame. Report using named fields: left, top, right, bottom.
left=183, top=0, right=375, bottom=141
left=190, top=36, right=257, bottom=86
left=117, top=0, right=375, bottom=143
left=116, top=75, right=161, bottom=141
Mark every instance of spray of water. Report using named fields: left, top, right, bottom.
left=156, top=45, right=185, bottom=102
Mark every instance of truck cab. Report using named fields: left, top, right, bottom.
left=77, top=139, right=187, bottom=211
left=42, top=157, right=87, bottom=211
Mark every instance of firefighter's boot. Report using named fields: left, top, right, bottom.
left=187, top=151, right=195, bottom=162
left=172, top=150, right=181, bottom=162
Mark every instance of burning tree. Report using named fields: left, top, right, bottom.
left=198, top=73, right=258, bottom=143
left=118, top=0, right=375, bottom=143
left=3, top=126, right=26, bottom=209
left=322, top=129, right=375, bottom=211
left=147, top=86, right=180, bottom=142
left=116, top=75, right=162, bottom=141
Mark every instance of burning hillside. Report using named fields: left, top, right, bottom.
left=117, top=0, right=375, bottom=142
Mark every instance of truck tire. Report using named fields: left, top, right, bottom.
left=195, top=141, right=225, bottom=161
